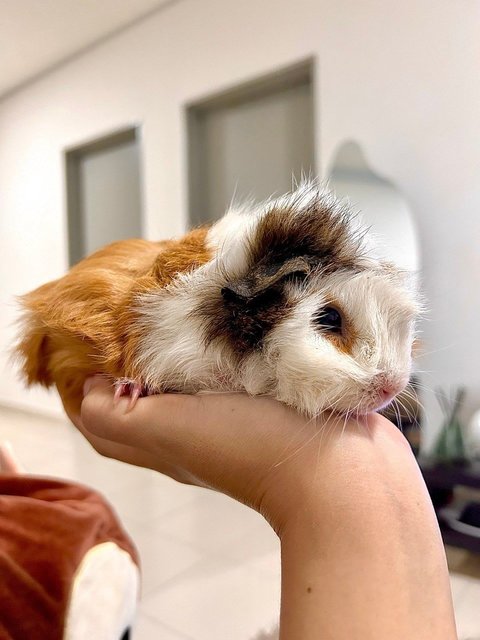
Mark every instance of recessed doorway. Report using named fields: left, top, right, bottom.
left=66, top=127, right=143, bottom=266
left=187, top=60, right=315, bottom=225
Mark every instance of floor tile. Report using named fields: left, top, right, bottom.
left=140, top=556, right=280, bottom=640
left=130, top=526, right=203, bottom=596
left=451, top=574, right=480, bottom=638
left=132, top=612, right=192, bottom=640
left=152, top=489, right=266, bottom=555
left=213, top=517, right=280, bottom=567
left=107, top=472, right=204, bottom=526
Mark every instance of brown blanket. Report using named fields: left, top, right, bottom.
left=0, top=475, right=139, bottom=640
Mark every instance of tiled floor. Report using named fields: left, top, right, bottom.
left=1, top=404, right=479, bottom=639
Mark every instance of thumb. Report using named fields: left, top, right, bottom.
left=83, top=375, right=108, bottom=397
left=80, top=375, right=127, bottom=441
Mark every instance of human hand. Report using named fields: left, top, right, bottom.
left=68, top=379, right=457, bottom=640
left=67, top=376, right=403, bottom=534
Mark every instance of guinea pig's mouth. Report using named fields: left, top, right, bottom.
left=348, top=375, right=410, bottom=416
left=351, top=389, right=404, bottom=416
left=367, top=397, right=396, bottom=414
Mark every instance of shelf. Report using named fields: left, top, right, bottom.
left=419, top=460, right=480, bottom=553
left=420, top=460, right=480, bottom=491
left=438, top=523, right=480, bottom=554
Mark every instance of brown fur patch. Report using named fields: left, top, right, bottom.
left=16, top=227, right=212, bottom=415
left=148, top=227, right=212, bottom=287
left=200, top=196, right=363, bottom=357
left=199, top=286, right=292, bottom=358
left=248, top=199, right=364, bottom=275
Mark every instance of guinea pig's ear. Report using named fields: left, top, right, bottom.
left=222, top=256, right=310, bottom=301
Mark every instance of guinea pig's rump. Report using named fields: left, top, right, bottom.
left=15, top=231, right=212, bottom=415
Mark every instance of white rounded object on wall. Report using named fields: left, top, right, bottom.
left=465, top=409, right=480, bottom=458
left=328, top=140, right=420, bottom=272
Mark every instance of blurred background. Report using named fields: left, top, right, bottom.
left=0, top=1, right=479, bottom=639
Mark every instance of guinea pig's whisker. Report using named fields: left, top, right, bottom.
left=271, top=419, right=321, bottom=469
left=391, top=398, right=403, bottom=429
left=395, top=396, right=415, bottom=423
left=338, top=410, right=350, bottom=444
left=411, top=371, right=436, bottom=380
left=401, top=388, right=427, bottom=413
left=274, top=407, right=346, bottom=473
left=406, top=383, right=431, bottom=398
left=270, top=414, right=319, bottom=470
left=312, top=411, right=340, bottom=485
left=324, top=386, right=350, bottom=412
left=413, top=343, right=457, bottom=359
left=352, top=400, right=363, bottom=421
left=394, top=397, right=409, bottom=423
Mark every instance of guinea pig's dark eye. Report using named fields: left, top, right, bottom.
left=314, top=306, right=343, bottom=335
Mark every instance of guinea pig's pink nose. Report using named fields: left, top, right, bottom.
left=380, top=384, right=397, bottom=398
left=374, top=374, right=407, bottom=399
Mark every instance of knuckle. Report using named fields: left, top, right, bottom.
left=89, top=439, right=113, bottom=460
left=89, top=439, right=105, bottom=456
left=80, top=393, right=108, bottom=437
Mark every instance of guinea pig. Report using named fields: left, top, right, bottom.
left=15, top=182, right=419, bottom=419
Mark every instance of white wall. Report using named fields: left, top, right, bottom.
left=1, top=0, right=479, bottom=450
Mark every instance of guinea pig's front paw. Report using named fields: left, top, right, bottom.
left=113, top=379, right=146, bottom=411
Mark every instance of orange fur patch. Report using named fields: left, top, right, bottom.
left=326, top=332, right=355, bottom=355
left=16, top=227, right=212, bottom=415
left=322, top=298, right=356, bottom=356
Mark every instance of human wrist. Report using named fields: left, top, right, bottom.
left=262, top=412, right=415, bottom=536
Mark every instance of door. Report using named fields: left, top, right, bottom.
left=66, top=127, right=143, bottom=265
left=188, top=61, right=315, bottom=225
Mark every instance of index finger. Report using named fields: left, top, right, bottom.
left=80, top=376, right=305, bottom=468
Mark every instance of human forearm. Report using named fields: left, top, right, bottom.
left=278, top=416, right=456, bottom=639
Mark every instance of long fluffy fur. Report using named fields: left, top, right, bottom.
left=15, top=183, right=419, bottom=417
